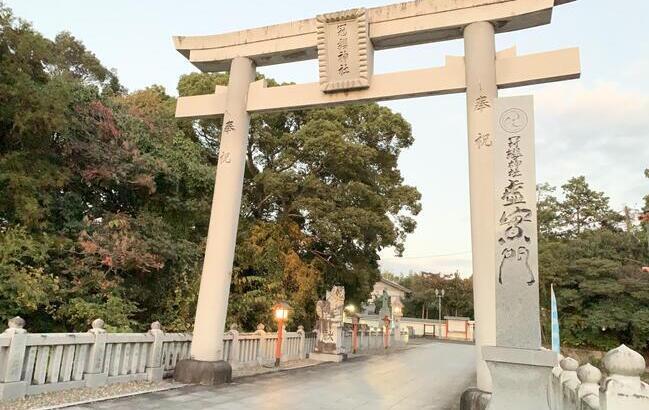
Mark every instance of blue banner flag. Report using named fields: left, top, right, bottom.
left=551, top=284, right=560, bottom=353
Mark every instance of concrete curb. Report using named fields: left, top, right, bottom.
left=233, top=360, right=325, bottom=380
left=34, top=383, right=188, bottom=410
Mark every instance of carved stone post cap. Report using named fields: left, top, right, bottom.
left=603, top=344, right=646, bottom=377
left=577, top=363, right=602, bottom=384
left=229, top=323, right=239, bottom=331
left=150, top=321, right=162, bottom=331
left=89, top=318, right=106, bottom=333
left=256, top=323, right=265, bottom=331
left=8, top=316, right=25, bottom=329
left=560, top=357, right=579, bottom=371
left=297, top=325, right=304, bottom=332
left=4, top=316, right=27, bottom=334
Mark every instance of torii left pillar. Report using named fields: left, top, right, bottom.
left=175, top=57, right=255, bottom=385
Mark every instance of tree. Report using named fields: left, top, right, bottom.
left=178, top=73, right=422, bottom=330
left=0, top=4, right=421, bottom=332
left=644, top=169, right=649, bottom=212
left=537, top=182, right=561, bottom=238
left=396, top=272, right=473, bottom=319
left=538, top=174, right=649, bottom=353
left=559, top=176, right=622, bottom=237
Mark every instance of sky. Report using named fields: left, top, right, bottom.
left=6, top=0, right=648, bottom=276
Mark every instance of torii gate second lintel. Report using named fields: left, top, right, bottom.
left=171, top=0, right=580, bottom=398
left=175, top=47, right=580, bottom=119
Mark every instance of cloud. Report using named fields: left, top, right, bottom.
left=533, top=80, right=649, bottom=209
left=379, top=253, right=472, bottom=276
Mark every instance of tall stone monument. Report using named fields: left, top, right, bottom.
left=481, top=96, right=557, bottom=410
left=311, top=286, right=347, bottom=362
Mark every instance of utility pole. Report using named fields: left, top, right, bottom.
left=435, top=289, right=445, bottom=321
left=639, top=212, right=649, bottom=268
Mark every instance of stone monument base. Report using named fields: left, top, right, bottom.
left=483, top=346, right=557, bottom=410
left=460, top=387, right=492, bottom=410
left=310, top=352, right=347, bottom=363
left=174, top=359, right=232, bottom=385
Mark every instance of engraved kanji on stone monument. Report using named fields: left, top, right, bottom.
left=493, top=95, right=541, bottom=350
left=316, top=8, right=372, bottom=93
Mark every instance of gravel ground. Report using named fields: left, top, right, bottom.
left=0, top=381, right=181, bottom=410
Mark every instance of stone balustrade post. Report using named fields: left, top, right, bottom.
left=84, top=318, right=108, bottom=388
left=559, top=357, right=580, bottom=409
left=600, top=344, right=649, bottom=410
left=254, top=324, right=267, bottom=366
left=297, top=325, right=306, bottom=359
left=577, top=363, right=602, bottom=410
left=0, top=317, right=28, bottom=400
left=550, top=354, right=564, bottom=410
left=145, top=321, right=164, bottom=382
left=227, top=324, right=240, bottom=367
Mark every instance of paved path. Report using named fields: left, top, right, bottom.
left=74, top=342, right=476, bottom=410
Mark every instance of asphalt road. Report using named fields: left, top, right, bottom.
left=73, top=341, right=476, bottom=410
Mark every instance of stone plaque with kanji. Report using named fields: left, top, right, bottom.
left=316, top=8, right=373, bottom=93
left=493, top=95, right=541, bottom=350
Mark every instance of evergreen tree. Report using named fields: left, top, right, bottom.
left=0, top=4, right=420, bottom=332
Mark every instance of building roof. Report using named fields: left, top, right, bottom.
left=379, top=277, right=412, bottom=294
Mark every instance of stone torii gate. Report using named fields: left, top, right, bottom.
left=171, top=0, right=580, bottom=399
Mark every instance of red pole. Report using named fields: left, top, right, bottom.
left=274, top=319, right=283, bottom=367
left=352, top=322, right=358, bottom=353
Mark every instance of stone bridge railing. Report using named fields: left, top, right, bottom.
left=0, top=317, right=409, bottom=401
left=549, top=344, right=649, bottom=410
left=0, top=317, right=312, bottom=401
left=341, top=327, right=409, bottom=352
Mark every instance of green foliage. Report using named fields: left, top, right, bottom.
left=0, top=227, right=58, bottom=320
left=392, top=272, right=473, bottom=319
left=538, top=175, right=649, bottom=352
left=539, top=176, right=623, bottom=238
left=0, top=4, right=420, bottom=333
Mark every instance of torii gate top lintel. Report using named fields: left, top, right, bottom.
left=173, top=0, right=575, bottom=72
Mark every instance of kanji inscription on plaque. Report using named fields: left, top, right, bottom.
left=316, top=8, right=373, bottom=93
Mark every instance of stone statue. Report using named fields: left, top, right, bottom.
left=326, top=285, right=345, bottom=320
left=379, top=289, right=389, bottom=310
left=378, top=289, right=391, bottom=322
left=315, top=285, right=345, bottom=321
left=314, top=285, right=346, bottom=355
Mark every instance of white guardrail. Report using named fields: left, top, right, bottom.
left=549, top=344, right=649, bottom=410
left=0, top=316, right=408, bottom=401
